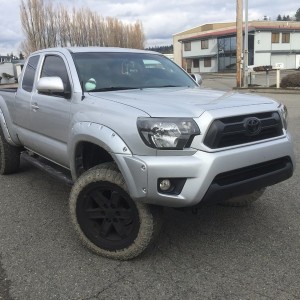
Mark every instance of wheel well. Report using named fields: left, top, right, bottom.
left=75, top=142, right=113, bottom=177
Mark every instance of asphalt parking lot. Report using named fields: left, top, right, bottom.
left=0, top=76, right=299, bottom=299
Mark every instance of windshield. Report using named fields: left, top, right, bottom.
left=73, top=52, right=197, bottom=92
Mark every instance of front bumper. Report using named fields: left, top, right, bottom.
left=115, top=135, right=295, bottom=207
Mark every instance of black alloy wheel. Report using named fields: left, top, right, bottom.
left=76, top=182, right=140, bottom=251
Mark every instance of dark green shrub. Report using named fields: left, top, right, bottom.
left=2, top=73, right=14, bottom=80
left=280, top=72, right=300, bottom=88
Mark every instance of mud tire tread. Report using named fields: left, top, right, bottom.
left=219, top=189, right=266, bottom=207
left=69, top=162, right=163, bottom=260
left=0, top=127, right=20, bottom=175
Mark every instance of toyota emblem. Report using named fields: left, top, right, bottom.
left=244, top=117, right=262, bottom=136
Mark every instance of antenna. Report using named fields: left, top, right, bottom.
left=80, top=81, right=85, bottom=100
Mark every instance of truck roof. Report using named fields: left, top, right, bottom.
left=31, top=47, right=160, bottom=56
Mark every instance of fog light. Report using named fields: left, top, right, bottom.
left=159, top=179, right=171, bottom=191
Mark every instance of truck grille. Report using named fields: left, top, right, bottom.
left=213, top=156, right=291, bottom=186
left=203, top=112, right=283, bottom=149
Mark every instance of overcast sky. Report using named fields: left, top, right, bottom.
left=0, top=0, right=299, bottom=56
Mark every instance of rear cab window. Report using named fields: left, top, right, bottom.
left=22, top=55, right=40, bottom=92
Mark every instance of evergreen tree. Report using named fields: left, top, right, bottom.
left=277, top=14, right=282, bottom=21
left=295, top=8, right=300, bottom=21
left=145, top=45, right=173, bottom=54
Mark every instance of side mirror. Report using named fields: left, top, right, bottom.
left=190, top=73, right=203, bottom=86
left=36, top=76, right=64, bottom=93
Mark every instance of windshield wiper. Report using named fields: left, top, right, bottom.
left=144, top=85, right=187, bottom=88
left=89, top=87, right=138, bottom=92
left=89, top=85, right=187, bottom=92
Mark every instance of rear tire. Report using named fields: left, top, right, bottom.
left=0, top=127, right=21, bottom=175
left=69, top=162, right=163, bottom=260
left=219, top=189, right=265, bottom=207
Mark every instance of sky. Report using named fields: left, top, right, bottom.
left=0, top=0, right=299, bottom=56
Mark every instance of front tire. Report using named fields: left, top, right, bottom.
left=0, top=127, right=21, bottom=175
left=69, top=162, right=163, bottom=260
left=219, top=189, right=265, bottom=207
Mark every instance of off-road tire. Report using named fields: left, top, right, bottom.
left=219, top=189, right=266, bottom=207
left=0, top=127, right=21, bottom=175
left=69, top=162, right=163, bottom=260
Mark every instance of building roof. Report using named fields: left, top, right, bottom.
left=177, top=21, right=300, bottom=42
left=0, top=56, right=12, bottom=62
left=173, top=22, right=236, bottom=36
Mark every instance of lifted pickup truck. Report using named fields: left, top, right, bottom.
left=0, top=47, right=295, bottom=260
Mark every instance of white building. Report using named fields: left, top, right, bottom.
left=0, top=56, right=24, bottom=84
left=173, top=21, right=300, bottom=73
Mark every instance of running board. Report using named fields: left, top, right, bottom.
left=21, top=152, right=74, bottom=186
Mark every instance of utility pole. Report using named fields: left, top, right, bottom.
left=236, top=0, right=243, bottom=88
left=243, top=0, right=249, bottom=87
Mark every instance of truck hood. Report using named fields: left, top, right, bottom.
left=89, top=87, right=276, bottom=117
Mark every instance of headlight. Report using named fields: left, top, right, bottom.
left=137, top=118, right=200, bottom=149
left=278, top=103, right=288, bottom=129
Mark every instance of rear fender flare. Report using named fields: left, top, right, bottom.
left=0, top=107, right=20, bottom=147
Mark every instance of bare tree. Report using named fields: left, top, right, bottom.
left=20, top=0, right=145, bottom=56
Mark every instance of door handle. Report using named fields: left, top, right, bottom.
left=31, top=103, right=39, bottom=110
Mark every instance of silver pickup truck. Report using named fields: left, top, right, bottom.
left=0, top=47, right=295, bottom=260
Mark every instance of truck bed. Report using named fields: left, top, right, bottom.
left=0, top=82, right=18, bottom=91
left=0, top=88, right=17, bottom=93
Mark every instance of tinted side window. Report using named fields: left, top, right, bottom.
left=22, top=55, right=40, bottom=92
left=40, top=55, right=71, bottom=98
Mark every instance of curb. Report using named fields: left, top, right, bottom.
left=234, top=87, right=300, bottom=94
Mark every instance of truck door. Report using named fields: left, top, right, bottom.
left=29, top=54, right=72, bottom=167
left=14, top=55, right=40, bottom=140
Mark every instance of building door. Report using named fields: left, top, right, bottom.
left=296, top=55, right=300, bottom=69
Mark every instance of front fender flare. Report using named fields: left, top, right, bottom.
left=68, top=122, right=132, bottom=180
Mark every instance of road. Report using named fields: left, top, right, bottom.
left=0, top=78, right=299, bottom=299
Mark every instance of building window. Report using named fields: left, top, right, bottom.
left=204, top=58, right=211, bottom=68
left=271, top=33, right=280, bottom=43
left=282, top=33, right=290, bottom=43
left=193, top=59, right=199, bottom=68
left=184, top=42, right=191, bottom=51
left=201, top=39, right=209, bottom=49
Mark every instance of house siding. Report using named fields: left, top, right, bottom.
left=174, top=21, right=300, bottom=73
left=0, top=63, right=15, bottom=84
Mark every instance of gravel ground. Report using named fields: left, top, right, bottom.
left=0, top=77, right=299, bottom=300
